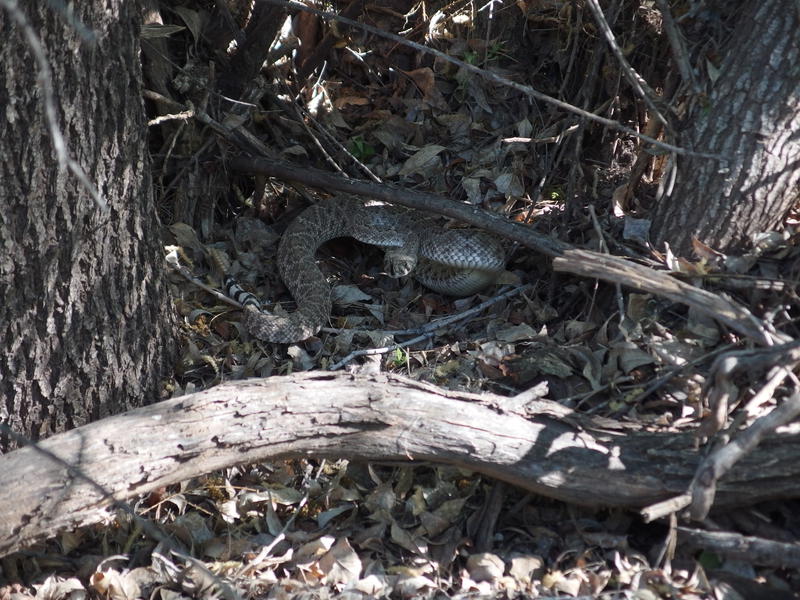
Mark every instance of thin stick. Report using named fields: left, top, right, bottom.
left=261, top=0, right=723, bottom=161
left=165, top=258, right=245, bottom=309
left=328, top=284, right=532, bottom=370
left=654, top=0, right=700, bottom=94
left=690, top=383, right=800, bottom=520
left=585, top=0, right=671, bottom=130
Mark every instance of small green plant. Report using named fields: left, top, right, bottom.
left=390, top=347, right=408, bottom=368
left=486, top=41, right=511, bottom=62
left=697, top=550, right=723, bottom=570
left=463, top=49, right=479, bottom=65
left=350, top=135, right=375, bottom=161
left=545, top=186, right=566, bottom=203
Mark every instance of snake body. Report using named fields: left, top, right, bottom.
left=242, top=197, right=505, bottom=342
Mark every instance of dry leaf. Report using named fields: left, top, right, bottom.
left=399, top=145, right=446, bottom=176
left=317, top=538, right=362, bottom=585
left=466, top=552, right=505, bottom=582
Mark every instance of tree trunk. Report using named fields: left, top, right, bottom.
left=651, top=0, right=800, bottom=256
left=0, top=1, right=175, bottom=451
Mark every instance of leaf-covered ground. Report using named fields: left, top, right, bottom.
left=4, top=0, right=800, bottom=598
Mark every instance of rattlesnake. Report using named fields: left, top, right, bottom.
left=236, top=196, right=506, bottom=343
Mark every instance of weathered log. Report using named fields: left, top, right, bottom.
left=2, top=371, right=799, bottom=557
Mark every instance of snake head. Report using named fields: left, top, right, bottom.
left=383, top=247, right=417, bottom=278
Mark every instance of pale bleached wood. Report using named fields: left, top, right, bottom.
left=2, top=371, right=800, bottom=557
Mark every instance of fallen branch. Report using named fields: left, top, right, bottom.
left=677, top=527, right=800, bottom=569
left=3, top=371, right=800, bottom=557
left=228, top=156, right=776, bottom=345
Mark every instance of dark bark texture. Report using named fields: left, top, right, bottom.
left=0, top=1, right=175, bottom=451
left=652, top=0, right=800, bottom=255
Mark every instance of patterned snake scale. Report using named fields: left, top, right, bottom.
left=242, top=196, right=506, bottom=343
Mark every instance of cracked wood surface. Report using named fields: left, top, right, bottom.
left=2, top=371, right=799, bottom=556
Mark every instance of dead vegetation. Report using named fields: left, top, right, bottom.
left=4, top=0, right=800, bottom=598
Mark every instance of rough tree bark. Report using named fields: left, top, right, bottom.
left=651, top=0, right=800, bottom=256
left=0, top=1, right=175, bottom=451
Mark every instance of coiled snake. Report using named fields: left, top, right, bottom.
left=237, top=196, right=506, bottom=342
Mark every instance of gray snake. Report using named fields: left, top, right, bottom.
left=239, top=196, right=506, bottom=342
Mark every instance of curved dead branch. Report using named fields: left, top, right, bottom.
left=2, top=371, right=800, bottom=557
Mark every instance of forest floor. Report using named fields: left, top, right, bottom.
left=4, top=1, right=800, bottom=598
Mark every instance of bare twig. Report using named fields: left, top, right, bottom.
left=677, top=526, right=800, bottom=568
left=690, top=386, right=800, bottom=520
left=148, top=109, right=194, bottom=127
left=328, top=330, right=436, bottom=371
left=387, top=284, right=532, bottom=337
left=295, top=0, right=365, bottom=81
left=700, top=342, right=800, bottom=439
left=585, top=0, right=671, bottom=130
left=654, top=0, right=700, bottom=94
left=587, top=204, right=624, bottom=323
left=299, top=105, right=383, bottom=183
left=229, top=155, right=776, bottom=346
left=165, top=259, right=245, bottom=310
left=641, top=494, right=692, bottom=523
left=627, top=343, right=735, bottom=405
left=262, top=0, right=723, bottom=161
left=328, top=284, right=532, bottom=370
left=553, top=248, right=779, bottom=346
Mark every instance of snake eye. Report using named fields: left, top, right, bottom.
left=384, top=252, right=416, bottom=278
